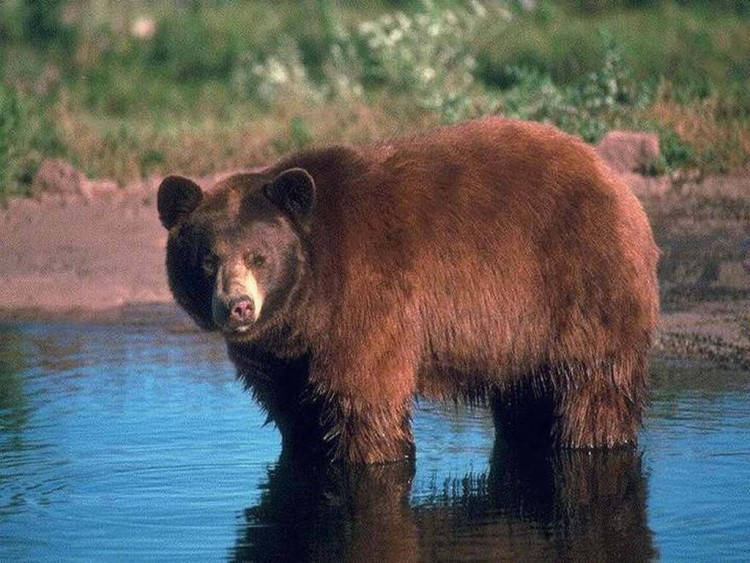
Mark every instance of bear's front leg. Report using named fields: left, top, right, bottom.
left=316, top=391, right=415, bottom=464
left=309, top=343, right=418, bottom=464
left=227, top=343, right=331, bottom=459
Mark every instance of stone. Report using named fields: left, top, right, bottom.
left=31, top=159, right=87, bottom=199
left=597, top=131, right=661, bottom=175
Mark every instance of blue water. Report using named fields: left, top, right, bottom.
left=1, top=309, right=749, bottom=561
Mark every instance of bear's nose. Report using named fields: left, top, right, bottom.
left=228, top=297, right=254, bottom=324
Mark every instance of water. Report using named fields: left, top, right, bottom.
left=1, top=308, right=749, bottom=561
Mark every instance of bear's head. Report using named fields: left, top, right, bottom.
left=157, top=169, right=315, bottom=342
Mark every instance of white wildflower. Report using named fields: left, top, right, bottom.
left=469, top=1, right=487, bottom=18
left=421, top=67, right=436, bottom=82
left=389, top=28, right=403, bottom=44
left=267, top=60, right=288, bottom=84
left=396, top=12, right=412, bottom=31
left=131, top=17, right=156, bottom=40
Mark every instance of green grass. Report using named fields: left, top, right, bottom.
left=475, top=2, right=750, bottom=97
left=1, top=0, right=749, bottom=200
left=0, top=79, right=65, bottom=201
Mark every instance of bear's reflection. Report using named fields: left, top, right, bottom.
left=232, top=444, right=655, bottom=562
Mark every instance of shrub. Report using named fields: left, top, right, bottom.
left=149, top=12, right=238, bottom=81
left=233, top=0, right=487, bottom=123
left=499, top=36, right=650, bottom=143
left=232, top=41, right=324, bottom=107
left=0, top=80, right=63, bottom=200
left=20, top=0, right=70, bottom=44
left=354, top=1, right=485, bottom=122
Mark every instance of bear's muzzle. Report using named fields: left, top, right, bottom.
left=212, top=261, right=265, bottom=331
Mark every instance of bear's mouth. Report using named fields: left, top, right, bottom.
left=220, top=317, right=267, bottom=342
left=225, top=324, right=251, bottom=334
left=221, top=321, right=254, bottom=338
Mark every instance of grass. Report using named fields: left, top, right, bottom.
left=647, top=91, right=750, bottom=175
left=0, top=78, right=64, bottom=199
left=475, top=2, right=750, bottom=94
left=1, top=0, right=749, bottom=200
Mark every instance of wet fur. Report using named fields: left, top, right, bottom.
left=163, top=117, right=660, bottom=463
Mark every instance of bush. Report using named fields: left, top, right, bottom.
left=354, top=1, right=483, bottom=122
left=20, top=0, right=68, bottom=43
left=499, top=36, right=650, bottom=143
left=149, top=12, right=238, bottom=81
left=231, top=41, right=324, bottom=108
left=0, top=80, right=63, bottom=201
left=233, top=0, right=487, bottom=123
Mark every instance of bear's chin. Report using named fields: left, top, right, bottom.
left=221, top=324, right=260, bottom=343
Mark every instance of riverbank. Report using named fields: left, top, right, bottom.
left=1, top=167, right=748, bottom=369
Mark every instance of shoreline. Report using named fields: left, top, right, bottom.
left=1, top=167, right=748, bottom=370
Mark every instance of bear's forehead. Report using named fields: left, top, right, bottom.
left=187, top=209, right=289, bottom=254
left=199, top=186, right=276, bottom=224
left=197, top=215, right=280, bottom=240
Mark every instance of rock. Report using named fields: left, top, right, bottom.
left=31, top=159, right=121, bottom=201
left=620, top=172, right=671, bottom=198
left=82, top=179, right=120, bottom=199
left=597, top=131, right=661, bottom=175
left=31, top=159, right=87, bottom=199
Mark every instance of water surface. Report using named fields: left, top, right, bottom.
left=1, top=308, right=749, bottom=561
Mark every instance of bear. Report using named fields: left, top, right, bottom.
left=157, top=117, right=660, bottom=464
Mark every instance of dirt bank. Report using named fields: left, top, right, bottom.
left=642, top=173, right=750, bottom=370
left=0, top=171, right=229, bottom=322
left=1, top=179, right=164, bottom=317
left=1, top=168, right=748, bottom=368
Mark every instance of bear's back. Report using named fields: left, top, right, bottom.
left=274, top=118, right=658, bottom=380
left=279, top=117, right=641, bottom=257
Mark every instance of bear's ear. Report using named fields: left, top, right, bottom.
left=263, top=168, right=316, bottom=222
left=157, top=176, right=203, bottom=230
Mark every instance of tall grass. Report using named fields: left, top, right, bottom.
left=0, top=79, right=64, bottom=201
left=1, top=0, right=749, bottom=200
left=475, top=2, right=750, bottom=98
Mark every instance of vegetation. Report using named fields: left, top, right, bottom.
left=1, top=0, right=748, bottom=200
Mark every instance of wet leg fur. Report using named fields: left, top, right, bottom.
left=310, top=347, right=418, bottom=464
left=551, top=358, right=648, bottom=449
left=230, top=344, right=415, bottom=463
left=318, top=395, right=415, bottom=464
left=493, top=357, right=648, bottom=449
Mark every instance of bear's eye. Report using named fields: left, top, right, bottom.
left=201, top=254, right=218, bottom=276
left=245, top=253, right=266, bottom=268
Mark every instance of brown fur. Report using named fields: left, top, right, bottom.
left=161, top=117, right=660, bottom=463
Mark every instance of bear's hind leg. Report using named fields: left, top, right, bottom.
left=552, top=357, right=648, bottom=449
left=491, top=374, right=557, bottom=449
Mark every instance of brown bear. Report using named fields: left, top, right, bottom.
left=157, top=117, right=659, bottom=464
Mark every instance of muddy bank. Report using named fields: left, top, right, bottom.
left=1, top=168, right=748, bottom=368
left=0, top=171, right=229, bottom=321
left=642, top=173, right=750, bottom=370
left=0, top=180, right=166, bottom=316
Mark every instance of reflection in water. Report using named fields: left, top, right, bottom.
left=234, top=454, right=417, bottom=561
left=0, top=327, right=35, bottom=519
left=234, top=445, right=655, bottom=562
left=1, top=316, right=749, bottom=560
left=0, top=327, right=29, bottom=436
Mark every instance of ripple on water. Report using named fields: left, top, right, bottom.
left=644, top=364, right=750, bottom=561
left=1, top=320, right=750, bottom=561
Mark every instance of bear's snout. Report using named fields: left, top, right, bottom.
left=212, top=294, right=256, bottom=331
left=211, top=259, right=266, bottom=331
left=229, top=297, right=255, bottom=324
